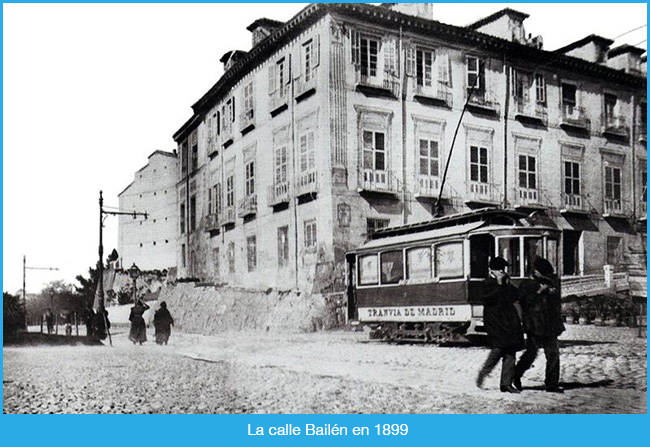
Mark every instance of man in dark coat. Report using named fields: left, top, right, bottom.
left=513, top=257, right=565, bottom=393
left=476, top=257, right=525, bottom=393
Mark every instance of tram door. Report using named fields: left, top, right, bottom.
left=470, top=234, right=495, bottom=279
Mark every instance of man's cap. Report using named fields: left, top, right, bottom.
left=534, top=257, right=555, bottom=276
left=489, top=257, right=509, bottom=270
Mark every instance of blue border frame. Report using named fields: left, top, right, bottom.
left=2, top=1, right=648, bottom=446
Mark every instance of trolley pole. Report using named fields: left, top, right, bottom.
left=96, top=190, right=148, bottom=345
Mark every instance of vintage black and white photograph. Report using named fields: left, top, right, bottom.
left=3, top=2, right=647, bottom=415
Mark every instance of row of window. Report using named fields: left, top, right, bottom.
left=179, top=222, right=318, bottom=272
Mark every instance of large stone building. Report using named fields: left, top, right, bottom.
left=172, top=3, right=646, bottom=295
left=118, top=150, right=179, bottom=271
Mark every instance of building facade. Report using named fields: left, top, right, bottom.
left=118, top=150, right=179, bottom=271
left=172, top=3, right=647, bottom=294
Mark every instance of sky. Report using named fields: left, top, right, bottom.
left=3, top=2, right=647, bottom=295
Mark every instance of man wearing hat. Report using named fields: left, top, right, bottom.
left=513, top=257, right=565, bottom=393
left=476, top=257, right=525, bottom=393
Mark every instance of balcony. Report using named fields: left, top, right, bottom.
left=413, top=82, right=453, bottom=108
left=513, top=187, right=546, bottom=210
left=358, top=169, right=399, bottom=196
left=601, top=115, right=629, bottom=140
left=204, top=213, right=220, bottom=233
left=269, top=88, right=289, bottom=116
left=414, top=175, right=441, bottom=199
left=239, top=109, right=255, bottom=134
left=639, top=201, right=647, bottom=222
left=219, top=206, right=236, bottom=226
left=297, top=171, right=318, bottom=198
left=295, top=71, right=317, bottom=102
left=466, top=89, right=500, bottom=115
left=603, top=198, right=628, bottom=218
left=355, top=70, right=400, bottom=99
left=560, top=193, right=590, bottom=215
left=221, top=123, right=234, bottom=148
left=513, top=99, right=548, bottom=126
left=464, top=181, right=501, bottom=206
left=268, top=181, right=290, bottom=206
left=560, top=104, right=591, bottom=133
left=237, top=194, right=258, bottom=218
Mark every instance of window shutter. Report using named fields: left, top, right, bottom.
left=268, top=64, right=276, bottom=95
left=438, top=52, right=451, bottom=86
left=231, top=98, right=236, bottom=122
left=286, top=54, right=292, bottom=84
left=313, top=34, right=320, bottom=68
left=478, top=58, right=486, bottom=90
left=405, top=44, right=416, bottom=76
left=384, top=38, right=397, bottom=76
left=351, top=30, right=360, bottom=65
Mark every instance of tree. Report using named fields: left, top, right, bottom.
left=3, top=292, right=26, bottom=336
left=75, top=261, right=101, bottom=307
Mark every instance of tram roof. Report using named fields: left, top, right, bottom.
left=369, top=208, right=526, bottom=240
left=358, top=221, right=488, bottom=251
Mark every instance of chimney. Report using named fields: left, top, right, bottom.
left=555, top=34, right=613, bottom=64
left=467, top=8, right=532, bottom=45
left=381, top=3, right=434, bottom=20
left=607, top=45, right=646, bottom=75
left=246, top=18, right=285, bottom=48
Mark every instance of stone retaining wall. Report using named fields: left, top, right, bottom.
left=158, top=283, right=346, bottom=335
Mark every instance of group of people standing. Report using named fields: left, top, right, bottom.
left=128, top=300, right=174, bottom=346
left=477, top=256, right=565, bottom=394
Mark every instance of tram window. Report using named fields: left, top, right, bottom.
left=524, top=237, right=543, bottom=275
left=407, top=247, right=432, bottom=280
left=435, top=242, right=464, bottom=279
left=359, top=254, right=379, bottom=285
left=547, top=239, right=558, bottom=273
left=381, top=250, right=404, bottom=284
left=470, top=234, right=494, bottom=278
left=498, top=238, right=521, bottom=277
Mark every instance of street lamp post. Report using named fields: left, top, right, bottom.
left=128, top=263, right=140, bottom=304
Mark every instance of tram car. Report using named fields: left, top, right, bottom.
left=346, top=208, right=560, bottom=343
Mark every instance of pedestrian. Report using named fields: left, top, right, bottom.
left=128, top=300, right=150, bottom=345
left=476, top=257, right=525, bottom=393
left=92, top=308, right=111, bottom=341
left=153, top=301, right=174, bottom=345
left=513, top=257, right=566, bottom=393
left=44, top=308, right=54, bottom=335
left=83, top=304, right=95, bottom=339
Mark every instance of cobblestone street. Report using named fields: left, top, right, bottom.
left=3, top=324, right=646, bottom=414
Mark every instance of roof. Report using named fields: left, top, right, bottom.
left=175, top=3, right=647, bottom=138
left=608, top=44, right=647, bottom=58
left=357, top=221, right=487, bottom=251
left=172, top=113, right=201, bottom=143
left=148, top=150, right=177, bottom=160
left=246, top=18, right=285, bottom=32
left=466, top=8, right=530, bottom=30
left=555, top=34, right=614, bottom=54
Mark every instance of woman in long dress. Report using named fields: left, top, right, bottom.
left=128, top=300, right=149, bottom=345
left=154, top=301, right=174, bottom=345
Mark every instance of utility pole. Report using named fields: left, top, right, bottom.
left=96, top=190, right=147, bottom=345
left=22, top=255, right=59, bottom=330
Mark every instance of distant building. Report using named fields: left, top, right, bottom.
left=118, top=150, right=179, bottom=271
left=172, top=3, right=646, bottom=295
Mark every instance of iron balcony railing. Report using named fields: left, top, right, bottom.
left=219, top=206, right=236, bottom=226
left=237, top=194, right=258, bottom=218
left=465, top=181, right=502, bottom=204
left=560, top=193, right=589, bottom=213
left=601, top=114, right=629, bottom=138
left=268, top=181, right=290, bottom=206
left=560, top=104, right=591, bottom=132
left=414, top=175, right=441, bottom=198
left=414, top=81, right=453, bottom=107
left=204, top=213, right=220, bottom=232
left=466, top=89, right=501, bottom=114
left=603, top=197, right=629, bottom=217
left=358, top=168, right=400, bottom=195
left=269, top=87, right=289, bottom=113
left=295, top=71, right=318, bottom=98
left=239, top=109, right=255, bottom=131
left=297, top=171, right=318, bottom=197
left=355, top=70, right=400, bottom=97
left=513, top=99, right=548, bottom=125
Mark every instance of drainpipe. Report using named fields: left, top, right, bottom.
left=631, top=94, right=637, bottom=222
left=400, top=26, right=408, bottom=224
left=503, top=54, right=509, bottom=209
left=290, top=54, right=299, bottom=290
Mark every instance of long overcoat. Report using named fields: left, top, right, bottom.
left=518, top=275, right=565, bottom=337
left=482, top=276, right=525, bottom=350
